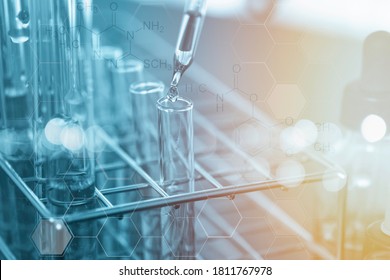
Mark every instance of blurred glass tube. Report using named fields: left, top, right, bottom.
left=92, top=53, right=145, bottom=258
left=157, top=96, right=195, bottom=259
left=0, top=0, right=32, bottom=135
left=0, top=0, right=36, bottom=259
left=129, top=81, right=164, bottom=165
left=31, top=0, right=96, bottom=259
left=32, top=0, right=95, bottom=200
left=129, top=81, right=164, bottom=259
left=92, top=46, right=123, bottom=136
left=110, top=59, right=144, bottom=142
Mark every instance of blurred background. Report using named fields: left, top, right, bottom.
left=1, top=0, right=390, bottom=260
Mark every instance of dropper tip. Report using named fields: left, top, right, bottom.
left=166, top=71, right=182, bottom=102
left=167, top=86, right=179, bottom=102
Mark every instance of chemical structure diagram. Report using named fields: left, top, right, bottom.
left=3, top=0, right=344, bottom=260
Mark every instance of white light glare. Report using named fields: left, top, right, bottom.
left=44, top=118, right=67, bottom=145
left=276, top=159, right=305, bottom=188
left=322, top=170, right=347, bottom=192
left=273, top=0, right=390, bottom=38
left=280, top=119, right=318, bottom=154
left=60, top=124, right=85, bottom=151
left=45, top=118, right=86, bottom=151
left=202, top=0, right=243, bottom=16
left=361, top=114, right=386, bottom=143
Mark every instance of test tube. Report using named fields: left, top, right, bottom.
left=110, top=59, right=144, bottom=142
left=157, top=96, right=195, bottom=259
left=91, top=47, right=126, bottom=256
left=100, top=60, right=144, bottom=258
left=129, top=81, right=164, bottom=259
left=31, top=0, right=96, bottom=259
left=0, top=0, right=36, bottom=259
left=129, top=81, right=164, bottom=165
left=0, top=0, right=32, bottom=135
left=92, top=46, right=123, bottom=136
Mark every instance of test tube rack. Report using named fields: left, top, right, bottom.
left=0, top=93, right=344, bottom=259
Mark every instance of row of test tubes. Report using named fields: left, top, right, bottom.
left=93, top=45, right=195, bottom=259
left=0, top=0, right=195, bottom=259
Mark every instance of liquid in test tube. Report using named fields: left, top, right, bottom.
left=157, top=95, right=195, bottom=258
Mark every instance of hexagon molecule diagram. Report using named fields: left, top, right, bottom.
left=232, top=25, right=274, bottom=63
left=267, top=84, right=306, bottom=120
left=235, top=119, right=271, bottom=156
left=31, top=218, right=72, bottom=256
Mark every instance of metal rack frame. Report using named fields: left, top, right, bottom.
left=0, top=105, right=344, bottom=260
left=0, top=115, right=343, bottom=222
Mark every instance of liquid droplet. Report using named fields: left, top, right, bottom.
left=17, top=10, right=30, bottom=27
left=167, top=86, right=179, bottom=102
left=8, top=28, right=30, bottom=43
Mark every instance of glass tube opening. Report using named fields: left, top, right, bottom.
left=130, top=81, right=165, bottom=96
left=129, top=81, right=164, bottom=168
left=128, top=81, right=165, bottom=259
left=157, top=96, right=193, bottom=113
left=157, top=96, right=195, bottom=258
left=157, top=96, right=194, bottom=194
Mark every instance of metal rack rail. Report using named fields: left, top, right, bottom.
left=0, top=116, right=344, bottom=222
left=0, top=104, right=344, bottom=259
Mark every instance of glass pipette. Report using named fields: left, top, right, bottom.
left=167, top=0, right=208, bottom=102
